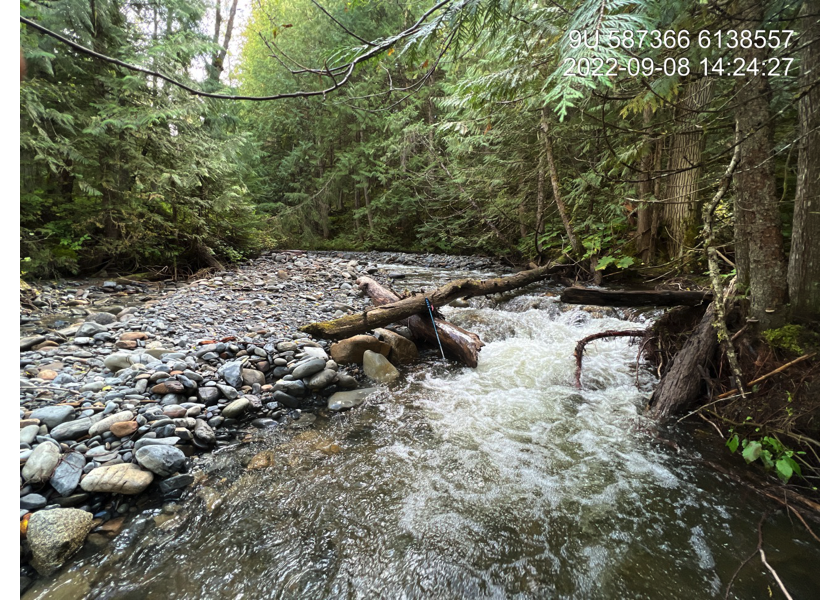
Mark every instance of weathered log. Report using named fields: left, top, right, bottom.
left=573, top=330, right=648, bottom=389
left=647, top=302, right=718, bottom=420
left=300, top=262, right=568, bottom=340
left=560, top=288, right=712, bottom=307
left=357, top=276, right=484, bottom=367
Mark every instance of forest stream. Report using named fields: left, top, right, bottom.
left=20, top=255, right=818, bottom=599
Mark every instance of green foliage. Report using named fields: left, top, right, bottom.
left=727, top=433, right=803, bottom=484
left=20, top=0, right=266, bottom=277
left=762, top=325, right=807, bottom=355
left=20, top=0, right=814, bottom=283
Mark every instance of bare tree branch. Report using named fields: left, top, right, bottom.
left=308, top=0, right=377, bottom=47
left=20, top=1, right=453, bottom=101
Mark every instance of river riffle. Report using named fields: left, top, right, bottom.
left=21, top=257, right=818, bottom=599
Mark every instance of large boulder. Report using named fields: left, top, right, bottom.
left=27, top=508, right=93, bottom=576
left=329, top=335, right=391, bottom=365
left=362, top=350, right=400, bottom=383
left=374, top=328, right=418, bottom=364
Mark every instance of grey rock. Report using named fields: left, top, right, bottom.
left=22, top=441, right=61, bottom=484
left=136, top=445, right=186, bottom=476
left=192, top=419, right=216, bottom=447
left=291, top=358, right=325, bottom=380
left=27, top=508, right=93, bottom=576
left=89, top=312, right=117, bottom=325
left=77, top=321, right=108, bottom=337
left=52, top=373, right=77, bottom=385
left=217, top=384, right=238, bottom=400
left=88, top=410, right=134, bottom=436
left=21, top=335, right=47, bottom=351
left=20, top=424, right=39, bottom=445
left=272, top=390, right=299, bottom=408
left=271, top=379, right=306, bottom=397
left=20, top=493, right=48, bottom=510
left=50, top=451, right=86, bottom=496
left=337, top=373, right=359, bottom=389
left=241, top=368, right=266, bottom=387
left=80, top=381, right=106, bottom=393
left=221, top=398, right=251, bottom=419
left=328, top=388, right=377, bottom=411
left=307, top=368, right=337, bottom=390
left=218, top=360, right=244, bottom=388
left=133, top=437, right=181, bottom=452
left=30, top=405, right=76, bottom=429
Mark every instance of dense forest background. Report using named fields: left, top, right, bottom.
left=20, top=0, right=818, bottom=328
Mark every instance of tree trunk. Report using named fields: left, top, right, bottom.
left=363, top=182, right=374, bottom=231
left=357, top=277, right=484, bottom=367
left=541, top=107, right=583, bottom=256
left=208, top=0, right=238, bottom=83
left=733, top=0, right=787, bottom=329
left=300, top=262, right=569, bottom=339
left=647, top=302, right=718, bottom=420
left=353, top=187, right=360, bottom=231
left=787, top=0, right=820, bottom=322
left=661, top=78, right=713, bottom=261
left=635, top=105, right=658, bottom=263
left=535, top=155, right=545, bottom=237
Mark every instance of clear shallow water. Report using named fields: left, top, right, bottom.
left=24, top=274, right=818, bottom=600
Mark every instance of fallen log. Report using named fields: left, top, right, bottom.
left=573, top=329, right=648, bottom=389
left=560, top=288, right=712, bottom=307
left=357, top=276, right=484, bottom=367
left=300, top=261, right=569, bottom=340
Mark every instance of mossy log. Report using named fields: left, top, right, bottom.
left=357, top=276, right=484, bottom=367
left=300, top=262, right=568, bottom=340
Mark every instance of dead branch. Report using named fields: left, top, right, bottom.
left=716, top=352, right=818, bottom=399
left=574, top=330, right=648, bottom=389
